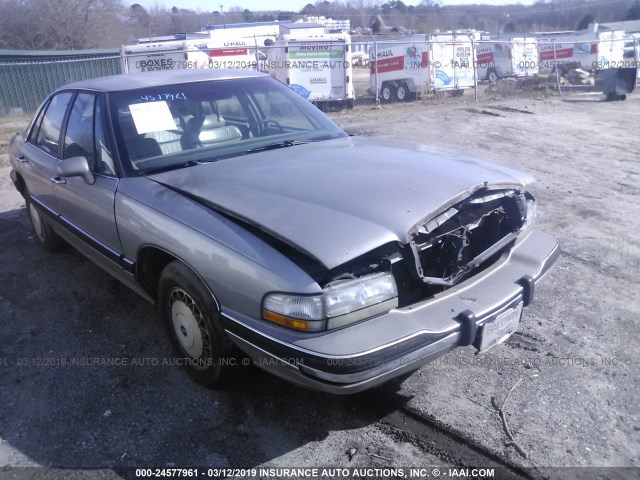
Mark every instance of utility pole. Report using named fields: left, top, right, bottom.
left=220, top=5, right=226, bottom=29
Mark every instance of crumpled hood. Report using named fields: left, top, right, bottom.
left=149, top=136, right=534, bottom=269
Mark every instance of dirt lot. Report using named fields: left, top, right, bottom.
left=0, top=91, right=639, bottom=478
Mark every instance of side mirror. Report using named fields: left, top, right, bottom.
left=56, top=156, right=95, bottom=185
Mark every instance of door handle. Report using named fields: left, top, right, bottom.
left=50, top=176, right=66, bottom=185
left=17, top=155, right=28, bottom=163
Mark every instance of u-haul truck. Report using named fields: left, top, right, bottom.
left=368, top=33, right=476, bottom=102
left=122, top=38, right=264, bottom=73
left=266, top=32, right=355, bottom=108
left=535, top=29, right=625, bottom=74
left=476, top=37, right=538, bottom=82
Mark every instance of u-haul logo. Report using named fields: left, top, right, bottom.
left=223, top=41, right=248, bottom=47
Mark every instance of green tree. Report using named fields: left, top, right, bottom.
left=503, top=21, right=516, bottom=33
left=300, top=3, right=315, bottom=15
left=576, top=13, right=596, bottom=30
left=626, top=0, right=640, bottom=20
left=243, top=9, right=254, bottom=22
left=371, top=16, right=382, bottom=33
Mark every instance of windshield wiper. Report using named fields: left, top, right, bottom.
left=143, top=159, right=216, bottom=176
left=245, top=139, right=310, bottom=153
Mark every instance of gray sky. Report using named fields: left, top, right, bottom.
left=135, top=0, right=535, bottom=13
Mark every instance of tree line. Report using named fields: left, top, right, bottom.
left=0, top=0, right=639, bottom=51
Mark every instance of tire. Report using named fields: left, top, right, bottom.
left=487, top=69, right=499, bottom=83
left=158, top=261, right=234, bottom=388
left=395, top=83, right=409, bottom=102
left=25, top=189, right=64, bottom=253
left=381, top=83, right=394, bottom=103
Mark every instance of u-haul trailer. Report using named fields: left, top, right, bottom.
left=476, top=37, right=538, bottom=82
left=535, top=29, right=625, bottom=74
left=122, top=38, right=263, bottom=73
left=266, top=32, right=355, bottom=108
left=368, top=33, right=476, bottom=102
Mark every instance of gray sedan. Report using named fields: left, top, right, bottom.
left=9, top=69, right=558, bottom=394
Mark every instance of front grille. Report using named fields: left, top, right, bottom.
left=409, top=189, right=527, bottom=287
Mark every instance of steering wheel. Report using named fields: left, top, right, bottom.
left=251, top=119, right=284, bottom=137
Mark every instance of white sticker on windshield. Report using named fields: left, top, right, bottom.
left=129, top=101, right=175, bottom=134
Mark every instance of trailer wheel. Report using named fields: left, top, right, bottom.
left=396, top=83, right=410, bottom=102
left=381, top=83, right=394, bottom=103
left=487, top=69, right=499, bottom=83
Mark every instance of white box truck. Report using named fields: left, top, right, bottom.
left=476, top=37, right=538, bottom=82
left=368, top=33, right=476, bottom=102
left=122, top=37, right=264, bottom=73
left=266, top=31, right=355, bottom=108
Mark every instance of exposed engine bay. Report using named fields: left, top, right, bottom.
left=408, top=188, right=529, bottom=287
left=316, top=188, right=533, bottom=308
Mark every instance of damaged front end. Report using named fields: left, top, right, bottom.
left=407, top=187, right=535, bottom=288
left=260, top=186, right=537, bottom=333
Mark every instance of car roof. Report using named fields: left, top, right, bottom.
left=58, top=69, right=268, bottom=93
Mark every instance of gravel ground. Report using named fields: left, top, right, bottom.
left=0, top=90, right=638, bottom=477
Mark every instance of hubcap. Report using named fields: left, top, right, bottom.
left=29, top=203, right=44, bottom=241
left=398, top=87, right=406, bottom=100
left=169, top=288, right=212, bottom=370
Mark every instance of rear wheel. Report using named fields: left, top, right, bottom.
left=395, top=83, right=410, bottom=102
left=487, top=69, right=499, bottom=83
left=25, top=189, right=64, bottom=253
left=158, top=261, right=234, bottom=388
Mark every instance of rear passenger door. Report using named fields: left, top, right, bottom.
left=20, top=92, right=74, bottom=211
left=54, top=92, right=123, bottom=261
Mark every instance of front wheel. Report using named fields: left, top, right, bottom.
left=158, top=261, right=234, bottom=388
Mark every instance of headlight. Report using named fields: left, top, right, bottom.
left=263, top=272, right=398, bottom=331
left=522, top=198, right=537, bottom=231
left=323, top=272, right=397, bottom=318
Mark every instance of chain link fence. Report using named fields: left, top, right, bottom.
left=0, top=51, right=121, bottom=114
left=1, top=36, right=638, bottom=115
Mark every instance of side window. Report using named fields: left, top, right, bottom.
left=216, top=96, right=247, bottom=122
left=94, top=99, right=115, bottom=175
left=27, top=100, right=49, bottom=144
left=252, top=89, right=315, bottom=131
left=63, top=93, right=96, bottom=166
left=34, top=92, right=73, bottom=157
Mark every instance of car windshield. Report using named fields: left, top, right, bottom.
left=108, top=76, right=348, bottom=176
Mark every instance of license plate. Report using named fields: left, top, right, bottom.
left=477, top=302, right=523, bottom=352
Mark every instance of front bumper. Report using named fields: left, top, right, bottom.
left=222, top=229, right=559, bottom=394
